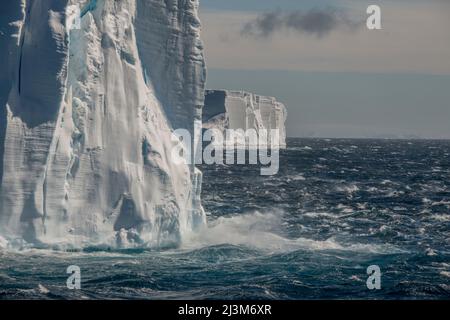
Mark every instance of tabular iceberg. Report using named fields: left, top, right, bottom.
left=0, top=0, right=206, bottom=249
left=203, top=90, right=287, bottom=148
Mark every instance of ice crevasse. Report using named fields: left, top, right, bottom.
left=0, top=0, right=207, bottom=249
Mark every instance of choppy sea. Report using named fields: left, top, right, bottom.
left=1, top=138, right=449, bottom=299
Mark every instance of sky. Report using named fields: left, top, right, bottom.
left=199, top=0, right=450, bottom=139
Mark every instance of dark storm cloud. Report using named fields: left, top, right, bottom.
left=241, top=7, right=362, bottom=38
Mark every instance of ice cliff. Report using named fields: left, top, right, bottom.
left=0, top=0, right=206, bottom=249
left=203, top=90, right=287, bottom=148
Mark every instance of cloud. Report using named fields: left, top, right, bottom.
left=241, top=7, right=362, bottom=38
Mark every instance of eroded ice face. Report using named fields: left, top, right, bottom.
left=66, top=4, right=81, bottom=31
left=0, top=0, right=206, bottom=249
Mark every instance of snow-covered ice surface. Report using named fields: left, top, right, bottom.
left=203, top=90, right=287, bottom=148
left=0, top=0, right=206, bottom=249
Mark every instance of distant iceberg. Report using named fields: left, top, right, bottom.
left=203, top=90, right=287, bottom=149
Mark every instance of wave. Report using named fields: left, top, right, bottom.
left=181, top=211, right=402, bottom=255
left=1, top=210, right=404, bottom=257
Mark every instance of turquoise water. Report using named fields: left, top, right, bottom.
left=80, top=0, right=97, bottom=18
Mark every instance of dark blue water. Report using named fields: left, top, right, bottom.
left=1, top=138, right=449, bottom=299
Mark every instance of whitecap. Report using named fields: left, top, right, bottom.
left=431, top=200, right=450, bottom=207
left=182, top=211, right=402, bottom=255
left=425, top=248, right=438, bottom=256
left=430, top=214, right=450, bottom=222
left=38, top=284, right=50, bottom=294
left=440, top=271, right=450, bottom=278
left=290, top=174, right=306, bottom=181
left=349, top=275, right=363, bottom=282
left=304, top=212, right=335, bottom=218
left=336, top=184, right=359, bottom=193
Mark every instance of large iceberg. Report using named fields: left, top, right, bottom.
left=0, top=0, right=206, bottom=249
left=203, top=90, right=287, bottom=148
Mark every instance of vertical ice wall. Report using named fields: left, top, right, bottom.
left=135, top=0, right=206, bottom=134
left=0, top=1, right=27, bottom=186
left=0, top=0, right=206, bottom=248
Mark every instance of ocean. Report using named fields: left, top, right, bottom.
left=0, top=138, right=449, bottom=299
